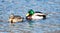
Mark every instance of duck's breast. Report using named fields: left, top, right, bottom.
left=26, top=16, right=32, bottom=20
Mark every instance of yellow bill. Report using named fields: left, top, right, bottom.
left=26, top=13, right=29, bottom=16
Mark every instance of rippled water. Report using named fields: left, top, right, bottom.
left=0, top=0, right=60, bottom=33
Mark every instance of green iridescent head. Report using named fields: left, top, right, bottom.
left=26, top=9, right=34, bottom=16
left=28, top=9, right=34, bottom=15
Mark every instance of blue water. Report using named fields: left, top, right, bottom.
left=0, top=0, right=60, bottom=33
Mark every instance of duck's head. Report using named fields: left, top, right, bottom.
left=9, top=14, right=14, bottom=19
left=26, top=9, right=34, bottom=16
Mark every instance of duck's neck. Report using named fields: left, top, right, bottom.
left=28, top=14, right=33, bottom=17
left=29, top=13, right=34, bottom=16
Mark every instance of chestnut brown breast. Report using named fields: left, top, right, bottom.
left=26, top=16, right=32, bottom=20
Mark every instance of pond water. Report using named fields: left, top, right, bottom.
left=0, top=0, right=60, bottom=33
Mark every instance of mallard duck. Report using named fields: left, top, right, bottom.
left=26, top=9, right=46, bottom=20
left=9, top=14, right=23, bottom=23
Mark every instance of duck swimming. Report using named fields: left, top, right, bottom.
left=9, top=14, right=23, bottom=23
left=26, top=9, right=46, bottom=20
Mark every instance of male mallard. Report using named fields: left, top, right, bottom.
left=9, top=14, right=23, bottom=23
left=26, top=9, right=46, bottom=20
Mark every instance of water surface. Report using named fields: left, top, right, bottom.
left=0, top=0, right=60, bottom=33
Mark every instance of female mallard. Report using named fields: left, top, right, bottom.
left=26, top=9, right=46, bottom=20
left=9, top=14, right=23, bottom=23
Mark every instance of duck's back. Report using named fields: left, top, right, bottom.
left=14, top=15, right=22, bottom=19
